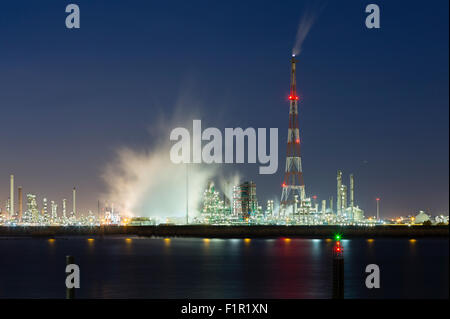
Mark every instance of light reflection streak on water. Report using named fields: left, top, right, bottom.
left=0, top=237, right=446, bottom=298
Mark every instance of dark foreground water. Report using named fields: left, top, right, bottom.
left=0, top=237, right=448, bottom=299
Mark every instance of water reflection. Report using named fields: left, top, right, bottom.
left=0, top=237, right=446, bottom=298
left=202, top=238, right=210, bottom=253
left=408, top=238, right=417, bottom=256
left=86, top=238, right=95, bottom=253
left=47, top=238, right=56, bottom=252
left=311, top=239, right=322, bottom=256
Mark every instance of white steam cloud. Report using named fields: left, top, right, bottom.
left=100, top=83, right=280, bottom=221
left=101, top=87, right=218, bottom=221
left=292, top=1, right=326, bottom=56
left=102, top=144, right=216, bottom=220
left=218, top=173, right=241, bottom=204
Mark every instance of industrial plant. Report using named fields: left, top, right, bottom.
left=195, top=168, right=367, bottom=226
left=193, top=56, right=433, bottom=226
left=0, top=175, right=98, bottom=226
left=0, top=57, right=446, bottom=227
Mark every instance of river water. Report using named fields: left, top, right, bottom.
left=0, top=237, right=447, bottom=298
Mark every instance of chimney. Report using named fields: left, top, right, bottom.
left=337, top=171, right=342, bottom=215
left=72, top=187, right=76, bottom=218
left=18, top=186, right=23, bottom=221
left=350, top=174, right=354, bottom=208
left=10, top=174, right=14, bottom=219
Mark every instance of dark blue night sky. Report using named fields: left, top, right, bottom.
left=0, top=0, right=448, bottom=217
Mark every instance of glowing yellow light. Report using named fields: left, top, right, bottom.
left=367, top=239, right=374, bottom=243
left=284, top=238, right=291, bottom=243
left=409, top=239, right=416, bottom=243
left=87, top=238, right=95, bottom=243
left=325, top=238, right=332, bottom=242
left=164, top=238, right=171, bottom=242
left=48, top=238, right=55, bottom=243
left=244, top=238, right=251, bottom=243
left=203, top=238, right=210, bottom=243
left=125, top=238, right=132, bottom=243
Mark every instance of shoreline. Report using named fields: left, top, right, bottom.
left=0, top=225, right=448, bottom=238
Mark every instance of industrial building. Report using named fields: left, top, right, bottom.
left=233, top=181, right=258, bottom=221
left=201, top=181, right=229, bottom=224
left=336, top=170, right=365, bottom=222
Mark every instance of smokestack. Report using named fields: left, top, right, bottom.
left=73, top=187, right=76, bottom=218
left=337, top=171, right=342, bottom=215
left=62, top=199, right=67, bottom=218
left=342, top=185, right=347, bottom=210
left=18, top=186, right=23, bottom=222
left=10, top=174, right=14, bottom=219
left=349, top=174, right=354, bottom=208
left=322, top=199, right=326, bottom=214
left=51, top=200, right=56, bottom=221
left=329, top=196, right=333, bottom=213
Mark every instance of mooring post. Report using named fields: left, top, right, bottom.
left=332, top=239, right=344, bottom=299
left=66, top=255, right=75, bottom=299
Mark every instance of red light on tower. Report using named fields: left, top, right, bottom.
left=376, top=198, right=380, bottom=201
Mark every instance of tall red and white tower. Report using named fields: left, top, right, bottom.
left=281, top=55, right=305, bottom=211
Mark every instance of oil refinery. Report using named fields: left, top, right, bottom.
left=0, top=57, right=447, bottom=227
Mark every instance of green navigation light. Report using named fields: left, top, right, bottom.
left=334, top=233, right=342, bottom=241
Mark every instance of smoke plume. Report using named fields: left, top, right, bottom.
left=292, top=1, right=326, bottom=56
left=218, top=173, right=241, bottom=204
left=101, top=90, right=217, bottom=221
left=102, top=144, right=216, bottom=221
